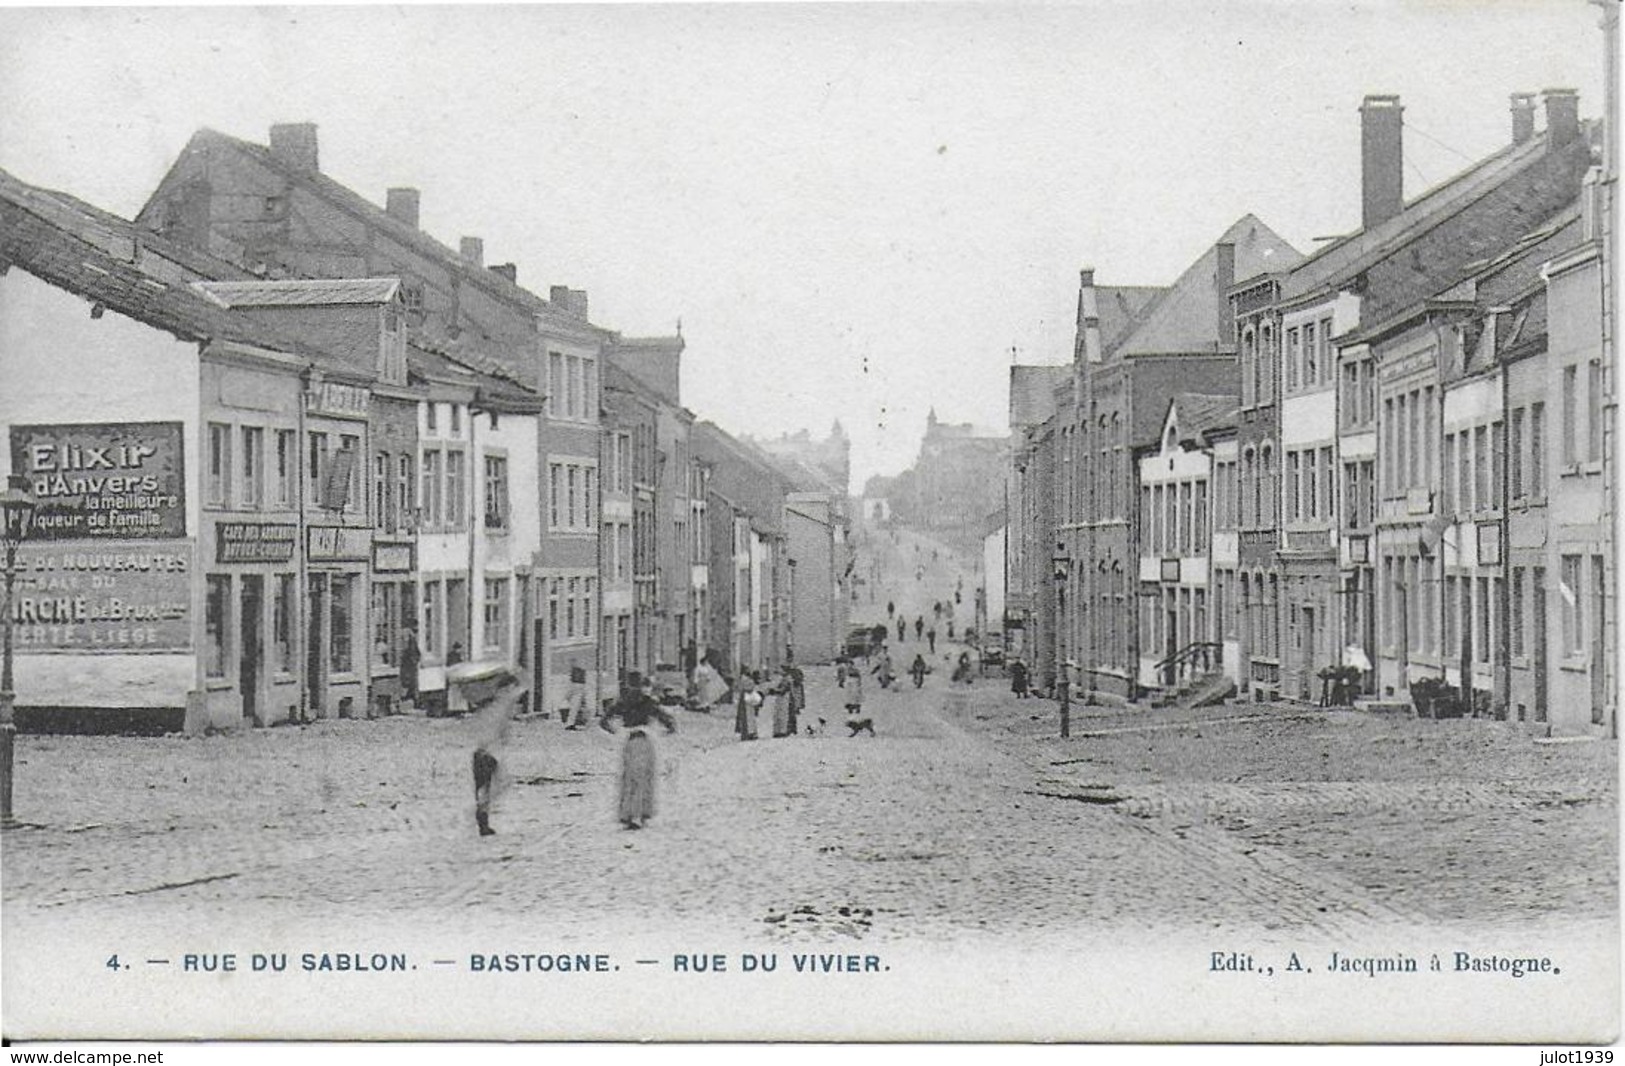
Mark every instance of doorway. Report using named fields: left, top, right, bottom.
left=1533, top=566, right=1548, bottom=724
left=1302, top=605, right=1317, bottom=701
left=240, top=575, right=263, bottom=725
left=306, top=574, right=326, bottom=721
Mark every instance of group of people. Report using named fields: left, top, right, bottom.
left=733, top=664, right=808, bottom=741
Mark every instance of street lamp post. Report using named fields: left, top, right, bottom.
left=1, top=473, right=39, bottom=829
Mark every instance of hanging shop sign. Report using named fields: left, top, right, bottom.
left=10, top=421, right=186, bottom=541
left=215, top=521, right=297, bottom=564
left=11, top=540, right=193, bottom=653
left=371, top=540, right=415, bottom=573
left=308, top=525, right=372, bottom=563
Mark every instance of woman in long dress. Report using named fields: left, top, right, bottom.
left=600, top=671, right=676, bottom=830
left=736, top=676, right=761, bottom=741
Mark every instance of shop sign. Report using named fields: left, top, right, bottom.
left=12, top=540, right=192, bottom=653
left=10, top=421, right=186, bottom=540
left=308, top=525, right=372, bottom=562
left=306, top=382, right=369, bottom=418
left=372, top=540, right=415, bottom=573
left=216, top=521, right=297, bottom=564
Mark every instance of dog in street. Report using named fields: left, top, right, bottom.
left=845, top=717, right=875, bottom=737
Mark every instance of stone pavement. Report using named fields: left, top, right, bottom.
left=2, top=526, right=1615, bottom=952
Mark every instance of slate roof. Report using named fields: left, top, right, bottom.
left=0, top=166, right=332, bottom=362
left=147, top=128, right=608, bottom=334
left=1009, top=365, right=1071, bottom=429
left=1169, top=392, right=1239, bottom=447
left=408, top=341, right=543, bottom=411
left=1096, top=285, right=1165, bottom=350
left=197, top=277, right=400, bottom=307
left=1112, top=214, right=1303, bottom=358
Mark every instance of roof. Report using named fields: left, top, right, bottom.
left=1112, top=215, right=1303, bottom=358
left=408, top=342, right=543, bottom=411
left=1096, top=285, right=1165, bottom=349
left=1009, top=365, right=1071, bottom=428
left=1281, top=126, right=1593, bottom=317
left=146, top=128, right=610, bottom=336
left=0, top=166, right=331, bottom=362
left=196, top=277, right=400, bottom=307
left=1168, top=392, right=1239, bottom=447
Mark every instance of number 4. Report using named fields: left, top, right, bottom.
left=106, top=954, right=120, bottom=971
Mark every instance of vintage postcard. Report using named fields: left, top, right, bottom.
left=0, top=1, right=1617, bottom=1048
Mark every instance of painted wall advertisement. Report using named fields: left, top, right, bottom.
left=11, top=540, right=193, bottom=653
left=10, top=421, right=186, bottom=540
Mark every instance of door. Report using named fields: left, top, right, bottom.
left=1163, top=590, right=1177, bottom=687
left=306, top=574, right=326, bottom=720
left=1532, top=566, right=1548, bottom=724
left=1302, top=606, right=1317, bottom=701
left=240, top=575, right=263, bottom=725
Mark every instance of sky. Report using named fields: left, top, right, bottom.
left=0, top=1, right=1607, bottom=487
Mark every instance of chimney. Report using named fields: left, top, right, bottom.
left=1510, top=92, right=1537, bottom=144
left=488, top=263, right=517, bottom=284
left=1077, top=267, right=1102, bottom=364
left=459, top=237, right=484, bottom=267
left=385, top=188, right=420, bottom=230
left=1359, top=94, right=1404, bottom=231
left=1542, top=88, right=1580, bottom=150
left=1215, top=241, right=1236, bottom=347
left=550, top=285, right=589, bottom=320
left=268, top=123, right=319, bottom=172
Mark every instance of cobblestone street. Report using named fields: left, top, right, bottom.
left=4, top=530, right=1615, bottom=953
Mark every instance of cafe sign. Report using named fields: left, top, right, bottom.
left=10, top=422, right=186, bottom=541
left=216, top=521, right=297, bottom=564
left=12, top=540, right=193, bottom=653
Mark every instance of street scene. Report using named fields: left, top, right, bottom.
left=0, top=0, right=1618, bottom=1048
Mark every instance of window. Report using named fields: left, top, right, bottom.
left=1261, top=446, right=1275, bottom=526
left=549, top=353, right=565, bottom=418
left=1474, top=426, right=1489, bottom=511
left=1560, top=555, right=1584, bottom=654
left=273, top=573, right=294, bottom=673
left=1407, top=391, right=1420, bottom=488
left=372, top=582, right=398, bottom=667
left=1193, top=480, right=1207, bottom=546
left=1304, top=451, right=1318, bottom=520
left=484, top=455, right=509, bottom=530
left=426, top=402, right=438, bottom=433
left=374, top=452, right=390, bottom=529
left=275, top=429, right=295, bottom=507
left=1490, top=420, right=1504, bottom=509
left=1562, top=365, right=1578, bottom=465
left=583, top=578, right=596, bottom=639
left=1241, top=329, right=1257, bottom=406
left=308, top=431, right=327, bottom=503
left=207, top=423, right=231, bottom=507
left=567, top=358, right=582, bottom=418
left=1476, top=575, right=1491, bottom=664
left=1510, top=566, right=1525, bottom=658
left=1259, top=324, right=1274, bottom=404
left=1509, top=409, right=1525, bottom=499
left=397, top=454, right=414, bottom=528
left=1287, top=451, right=1301, bottom=521
left=205, top=574, right=230, bottom=678
left=1320, top=447, right=1335, bottom=519
left=450, top=403, right=462, bottom=435
left=1441, top=435, right=1456, bottom=513
left=446, top=449, right=465, bottom=527
left=330, top=574, right=353, bottom=673
left=1303, top=322, right=1317, bottom=386
left=1383, top=397, right=1396, bottom=492
left=566, top=577, right=579, bottom=638
left=422, top=580, right=441, bottom=656
left=1342, top=362, right=1359, bottom=428
left=566, top=467, right=579, bottom=528
left=1286, top=328, right=1300, bottom=391
left=422, top=450, right=443, bottom=528
left=1587, top=360, right=1603, bottom=461
left=1458, top=430, right=1473, bottom=513
left=548, top=579, right=560, bottom=640
left=241, top=427, right=263, bottom=509
left=1360, top=357, right=1375, bottom=427
left=483, top=577, right=508, bottom=651
left=1529, top=402, right=1545, bottom=496
left=1444, top=575, right=1459, bottom=659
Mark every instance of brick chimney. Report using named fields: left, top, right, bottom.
left=1510, top=92, right=1537, bottom=144
left=460, top=237, right=484, bottom=267
left=1542, top=88, right=1580, bottom=150
left=550, top=285, right=589, bottom=320
left=268, top=123, right=319, bottom=172
left=385, top=188, right=420, bottom=230
left=488, top=263, right=517, bottom=284
left=1077, top=268, right=1102, bottom=364
left=1360, top=95, right=1404, bottom=231
left=1215, top=241, right=1236, bottom=347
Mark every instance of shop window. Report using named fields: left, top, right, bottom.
left=483, top=577, right=509, bottom=652
left=330, top=575, right=353, bottom=674
left=205, top=574, right=230, bottom=679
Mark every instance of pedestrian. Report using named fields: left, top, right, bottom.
left=771, top=673, right=791, bottom=738
left=1010, top=658, right=1030, bottom=699
left=873, top=648, right=895, bottom=690
left=836, top=657, right=850, bottom=688
left=947, top=620, right=955, bottom=640
left=565, top=658, right=589, bottom=728
left=599, top=671, right=676, bottom=830
left=910, top=653, right=928, bottom=689
left=952, top=651, right=973, bottom=686
left=955, top=589, right=961, bottom=606
left=887, top=600, right=895, bottom=618
left=914, top=616, right=924, bottom=640
left=845, top=665, right=865, bottom=718
left=927, top=627, right=937, bottom=653
left=399, top=628, right=421, bottom=711
left=735, top=675, right=762, bottom=741
left=933, top=602, right=942, bottom=619
left=788, top=665, right=806, bottom=735
left=470, top=671, right=525, bottom=837
left=896, top=617, right=906, bottom=644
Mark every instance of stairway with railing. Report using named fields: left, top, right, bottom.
left=1148, top=641, right=1232, bottom=709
